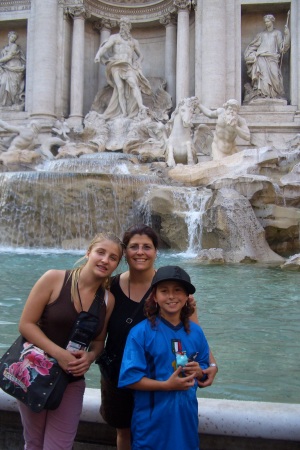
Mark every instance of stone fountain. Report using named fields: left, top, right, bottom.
left=0, top=4, right=300, bottom=269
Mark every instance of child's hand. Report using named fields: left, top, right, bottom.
left=197, top=365, right=218, bottom=387
left=184, top=361, right=203, bottom=380
left=166, top=367, right=196, bottom=391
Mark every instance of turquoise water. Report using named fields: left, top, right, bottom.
left=0, top=248, right=299, bottom=404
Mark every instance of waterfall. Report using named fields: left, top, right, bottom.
left=138, top=185, right=211, bottom=254
left=173, top=188, right=211, bottom=256
left=35, top=153, right=143, bottom=175
left=0, top=170, right=160, bottom=249
left=0, top=151, right=213, bottom=252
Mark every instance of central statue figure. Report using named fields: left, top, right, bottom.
left=94, top=17, right=152, bottom=119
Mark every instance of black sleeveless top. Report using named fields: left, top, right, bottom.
left=104, top=274, right=151, bottom=378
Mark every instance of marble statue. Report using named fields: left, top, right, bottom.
left=166, top=96, right=198, bottom=167
left=244, top=13, right=290, bottom=101
left=94, top=17, right=151, bottom=119
left=0, top=119, right=40, bottom=153
left=199, top=99, right=250, bottom=160
left=52, top=115, right=70, bottom=141
left=0, top=31, right=26, bottom=109
left=123, top=107, right=167, bottom=161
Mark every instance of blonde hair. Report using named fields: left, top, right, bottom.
left=69, top=232, right=123, bottom=302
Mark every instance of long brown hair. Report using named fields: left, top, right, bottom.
left=144, top=286, right=195, bottom=333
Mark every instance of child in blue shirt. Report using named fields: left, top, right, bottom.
left=118, top=265, right=211, bottom=450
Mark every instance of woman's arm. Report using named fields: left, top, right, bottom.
left=19, top=269, right=77, bottom=371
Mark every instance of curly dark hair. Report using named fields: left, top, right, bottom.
left=144, top=287, right=195, bottom=333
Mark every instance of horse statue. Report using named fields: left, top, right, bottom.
left=165, top=96, right=199, bottom=167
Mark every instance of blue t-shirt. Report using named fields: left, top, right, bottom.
left=119, top=317, right=210, bottom=450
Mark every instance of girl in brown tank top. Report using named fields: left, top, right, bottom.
left=17, top=232, right=123, bottom=450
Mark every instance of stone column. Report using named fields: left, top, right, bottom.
left=290, top=0, right=300, bottom=110
left=67, top=5, right=90, bottom=129
left=198, top=0, right=227, bottom=107
left=174, top=0, right=191, bottom=103
left=194, top=2, right=202, bottom=102
left=93, top=19, right=117, bottom=92
left=160, top=14, right=177, bottom=106
left=30, top=0, right=58, bottom=120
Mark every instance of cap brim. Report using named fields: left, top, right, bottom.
left=152, top=277, right=196, bottom=295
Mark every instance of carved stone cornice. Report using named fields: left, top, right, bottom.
left=62, top=0, right=178, bottom=23
left=66, top=5, right=91, bottom=20
left=0, top=0, right=31, bottom=13
left=93, top=18, right=117, bottom=32
left=0, top=1, right=194, bottom=23
left=173, top=0, right=195, bottom=11
left=160, top=13, right=177, bottom=27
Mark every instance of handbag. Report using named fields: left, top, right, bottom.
left=0, top=283, right=104, bottom=412
left=0, top=335, right=70, bottom=413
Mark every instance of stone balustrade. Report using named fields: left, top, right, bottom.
left=0, top=388, right=299, bottom=450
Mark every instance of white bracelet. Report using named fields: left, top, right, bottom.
left=209, top=363, right=218, bottom=369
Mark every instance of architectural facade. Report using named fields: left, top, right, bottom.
left=0, top=0, right=299, bottom=148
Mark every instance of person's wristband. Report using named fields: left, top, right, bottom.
left=209, top=363, right=218, bottom=372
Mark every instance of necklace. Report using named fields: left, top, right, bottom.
left=128, top=277, right=131, bottom=301
left=126, top=271, right=156, bottom=324
left=125, top=276, right=132, bottom=324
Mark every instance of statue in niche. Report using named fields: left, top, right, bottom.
left=0, top=31, right=26, bottom=109
left=199, top=99, right=250, bottom=161
left=244, top=13, right=290, bottom=102
left=94, top=17, right=152, bottom=119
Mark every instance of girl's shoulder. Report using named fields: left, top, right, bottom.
left=39, top=269, right=66, bottom=285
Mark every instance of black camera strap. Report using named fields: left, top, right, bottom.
left=76, top=282, right=105, bottom=317
left=88, top=285, right=106, bottom=317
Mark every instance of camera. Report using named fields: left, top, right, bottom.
left=66, top=328, right=90, bottom=351
left=66, top=311, right=99, bottom=352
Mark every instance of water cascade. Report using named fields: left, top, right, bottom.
left=0, top=155, right=165, bottom=248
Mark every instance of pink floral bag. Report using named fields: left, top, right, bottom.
left=0, top=335, right=69, bottom=412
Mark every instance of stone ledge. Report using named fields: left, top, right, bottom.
left=0, top=388, right=300, bottom=450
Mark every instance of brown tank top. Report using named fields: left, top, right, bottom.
left=38, top=270, right=106, bottom=349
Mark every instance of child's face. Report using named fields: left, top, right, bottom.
left=154, top=281, right=189, bottom=320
